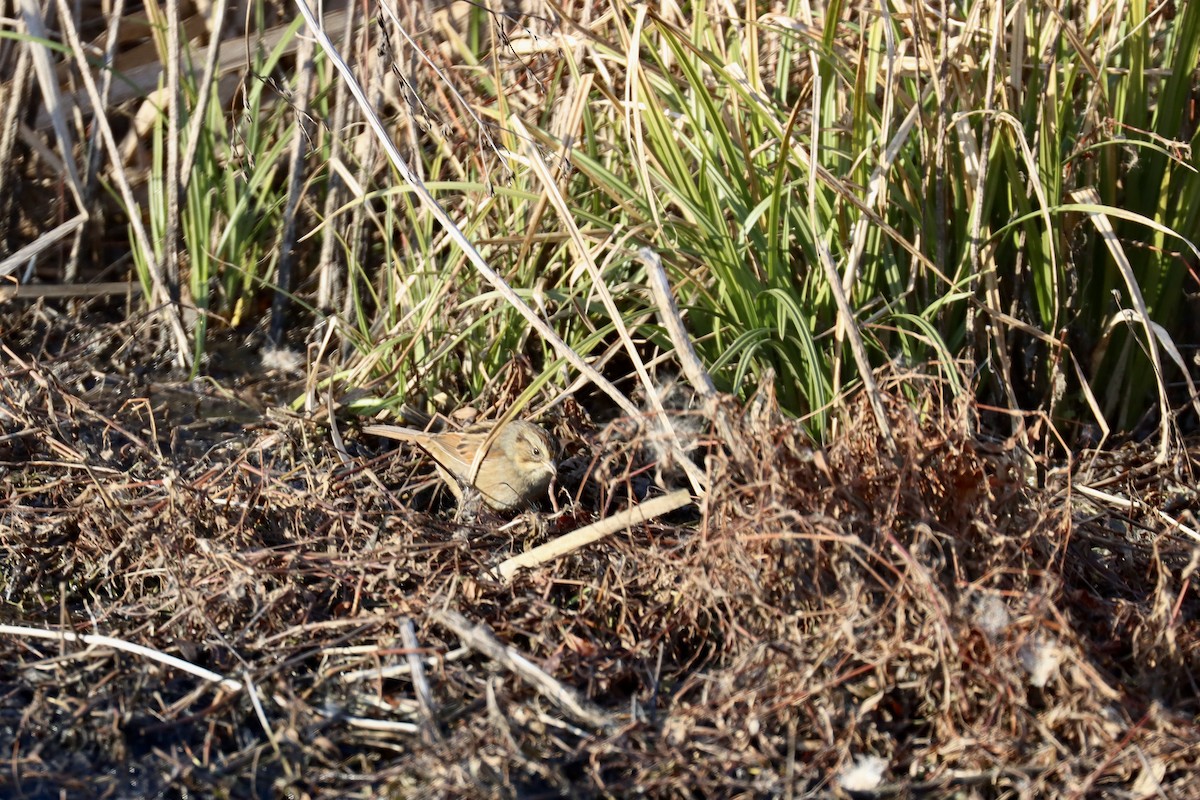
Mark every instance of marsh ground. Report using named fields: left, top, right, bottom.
left=2, top=307, right=1199, bottom=799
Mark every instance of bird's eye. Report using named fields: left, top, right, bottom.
left=531, top=447, right=542, bottom=458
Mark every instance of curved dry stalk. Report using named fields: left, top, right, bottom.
left=0, top=624, right=243, bottom=693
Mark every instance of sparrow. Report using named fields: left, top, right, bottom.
left=364, top=419, right=557, bottom=511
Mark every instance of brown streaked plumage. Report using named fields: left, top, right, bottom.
left=364, top=419, right=557, bottom=511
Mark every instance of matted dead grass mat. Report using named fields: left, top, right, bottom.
left=2, top=339, right=1200, bottom=798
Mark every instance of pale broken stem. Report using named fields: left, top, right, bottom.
left=640, top=248, right=717, bottom=401
left=433, top=609, right=616, bottom=733
left=516, top=115, right=662, bottom=416
left=336, top=646, right=470, bottom=684
left=342, top=716, right=421, bottom=734
left=815, top=233, right=896, bottom=457
left=16, top=0, right=86, bottom=210
left=1073, top=484, right=1200, bottom=544
left=293, top=0, right=640, bottom=424
left=497, top=490, right=693, bottom=583
left=244, top=670, right=286, bottom=764
left=1106, top=308, right=1200, bottom=425
left=0, top=215, right=88, bottom=278
left=270, top=32, right=315, bottom=346
left=0, top=280, right=136, bottom=302
left=0, top=624, right=243, bottom=693
left=400, top=617, right=442, bottom=745
left=179, top=0, right=228, bottom=194
left=640, top=247, right=742, bottom=452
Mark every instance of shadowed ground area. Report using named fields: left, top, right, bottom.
left=2, top=311, right=1199, bottom=799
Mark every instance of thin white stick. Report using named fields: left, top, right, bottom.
left=244, top=671, right=284, bottom=762
left=342, top=716, right=420, bottom=734
left=0, top=215, right=88, bottom=277
left=1073, top=484, right=1200, bottom=543
left=641, top=248, right=717, bottom=402
left=16, top=0, right=85, bottom=208
left=641, top=247, right=741, bottom=452
left=0, top=624, right=243, bottom=693
left=807, top=69, right=895, bottom=456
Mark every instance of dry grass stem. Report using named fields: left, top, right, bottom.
left=0, top=624, right=243, bottom=693
left=432, top=609, right=617, bottom=734
left=0, top=214, right=89, bottom=278
left=497, top=489, right=693, bottom=582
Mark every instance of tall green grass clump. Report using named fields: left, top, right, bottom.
left=522, top=0, right=1200, bottom=439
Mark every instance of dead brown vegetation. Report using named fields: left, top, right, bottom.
left=1, top=311, right=1200, bottom=799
